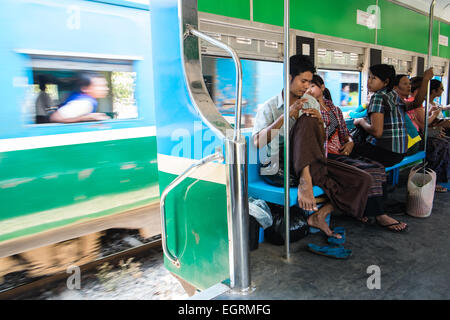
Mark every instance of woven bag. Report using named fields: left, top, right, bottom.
left=406, top=165, right=436, bottom=218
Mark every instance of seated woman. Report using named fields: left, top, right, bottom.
left=352, top=64, right=433, bottom=168
left=404, top=77, right=450, bottom=193
left=393, top=74, right=423, bottom=156
left=306, top=75, right=407, bottom=232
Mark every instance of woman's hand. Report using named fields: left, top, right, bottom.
left=340, top=141, right=354, bottom=156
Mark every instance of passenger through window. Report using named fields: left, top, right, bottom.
left=26, top=57, right=138, bottom=124
left=317, top=69, right=361, bottom=115
left=202, top=56, right=283, bottom=128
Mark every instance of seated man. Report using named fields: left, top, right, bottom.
left=50, top=72, right=111, bottom=123
left=252, top=55, right=372, bottom=239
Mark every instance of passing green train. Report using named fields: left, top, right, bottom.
left=0, top=0, right=449, bottom=297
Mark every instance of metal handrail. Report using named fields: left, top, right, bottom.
left=187, top=26, right=243, bottom=142
left=423, top=0, right=435, bottom=172
left=283, top=0, right=291, bottom=261
left=160, top=152, right=224, bottom=268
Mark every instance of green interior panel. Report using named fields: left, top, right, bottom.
left=158, top=170, right=229, bottom=290
left=439, top=22, right=450, bottom=59
left=200, top=0, right=450, bottom=59
left=377, top=0, right=435, bottom=55
left=198, top=0, right=250, bottom=20
left=253, top=0, right=377, bottom=44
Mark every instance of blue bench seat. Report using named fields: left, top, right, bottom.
left=245, top=132, right=325, bottom=207
left=385, top=151, right=426, bottom=185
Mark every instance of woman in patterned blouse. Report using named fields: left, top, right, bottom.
left=306, top=74, right=407, bottom=232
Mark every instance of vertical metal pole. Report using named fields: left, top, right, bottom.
left=225, top=137, right=252, bottom=294
left=423, top=0, right=435, bottom=172
left=283, top=0, right=291, bottom=261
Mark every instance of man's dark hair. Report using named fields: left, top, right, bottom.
left=38, top=75, right=49, bottom=91
left=410, top=76, right=423, bottom=93
left=369, top=64, right=396, bottom=91
left=75, top=72, right=104, bottom=92
left=290, top=55, right=316, bottom=79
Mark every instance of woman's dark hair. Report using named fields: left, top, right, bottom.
left=311, top=74, right=333, bottom=102
left=393, top=74, right=408, bottom=87
left=290, top=54, right=316, bottom=79
left=410, top=76, right=423, bottom=93
left=75, top=72, right=104, bottom=92
left=430, top=79, right=442, bottom=92
left=369, top=64, right=396, bottom=91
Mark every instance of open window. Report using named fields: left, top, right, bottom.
left=24, top=53, right=139, bottom=124
left=317, top=69, right=361, bottom=112
left=382, top=51, right=413, bottom=75
left=316, top=41, right=364, bottom=115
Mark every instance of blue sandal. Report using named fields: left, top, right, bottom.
left=327, top=227, right=346, bottom=245
left=307, top=243, right=352, bottom=260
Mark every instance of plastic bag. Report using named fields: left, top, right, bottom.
left=264, top=205, right=309, bottom=246
left=249, top=197, right=273, bottom=230
left=406, top=165, right=436, bottom=218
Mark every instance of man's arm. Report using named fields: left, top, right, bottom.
left=253, top=98, right=308, bottom=148
left=253, top=114, right=285, bottom=149
left=50, top=111, right=110, bottom=123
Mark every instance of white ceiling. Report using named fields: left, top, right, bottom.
left=394, top=0, right=450, bottom=22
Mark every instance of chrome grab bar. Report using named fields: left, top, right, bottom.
left=186, top=26, right=243, bottom=142
left=160, top=152, right=224, bottom=268
left=180, top=0, right=251, bottom=294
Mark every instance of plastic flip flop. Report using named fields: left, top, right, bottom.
left=307, top=243, right=352, bottom=260
left=327, top=227, right=346, bottom=245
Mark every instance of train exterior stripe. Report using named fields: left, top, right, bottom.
left=0, top=126, right=156, bottom=152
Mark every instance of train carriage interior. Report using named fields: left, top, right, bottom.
left=168, top=4, right=450, bottom=299
left=1, top=0, right=450, bottom=300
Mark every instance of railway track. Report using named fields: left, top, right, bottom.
left=0, top=238, right=162, bottom=300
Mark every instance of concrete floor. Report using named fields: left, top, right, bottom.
left=219, top=172, right=450, bottom=300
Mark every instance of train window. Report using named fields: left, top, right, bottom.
left=317, top=69, right=361, bottom=112
left=317, top=49, right=360, bottom=69
left=202, top=55, right=283, bottom=128
left=383, top=56, right=412, bottom=74
left=26, top=57, right=138, bottom=125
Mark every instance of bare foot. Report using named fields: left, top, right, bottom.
left=358, top=217, right=369, bottom=224
left=298, top=179, right=318, bottom=212
left=376, top=214, right=407, bottom=232
left=306, top=203, right=342, bottom=239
